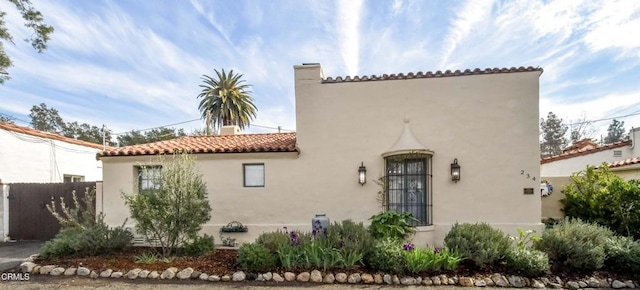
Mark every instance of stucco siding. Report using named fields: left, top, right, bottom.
left=541, top=147, right=633, bottom=177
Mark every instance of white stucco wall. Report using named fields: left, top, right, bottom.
left=0, top=184, right=7, bottom=241
left=0, top=128, right=103, bottom=183
left=541, top=147, right=633, bottom=177
left=100, top=64, right=543, bottom=246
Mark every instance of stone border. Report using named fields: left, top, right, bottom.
left=18, top=261, right=640, bottom=289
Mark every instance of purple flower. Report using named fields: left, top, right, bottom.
left=434, top=247, right=441, bottom=254
left=403, top=243, right=415, bottom=251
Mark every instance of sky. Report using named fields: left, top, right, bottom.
left=0, top=0, right=639, bottom=143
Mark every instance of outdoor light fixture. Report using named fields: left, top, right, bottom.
left=358, top=162, right=367, bottom=186
left=451, top=158, right=461, bottom=183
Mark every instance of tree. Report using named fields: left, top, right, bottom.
left=540, top=112, right=568, bottom=158
left=29, top=103, right=66, bottom=133
left=63, top=121, right=112, bottom=145
left=122, top=153, right=211, bottom=257
left=0, top=0, right=54, bottom=84
left=29, top=103, right=114, bottom=145
left=117, top=127, right=187, bottom=146
left=604, top=119, right=626, bottom=144
left=0, top=114, right=14, bottom=123
left=197, top=69, right=257, bottom=134
left=568, top=113, right=598, bottom=144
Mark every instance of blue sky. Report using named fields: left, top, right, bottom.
left=0, top=0, right=639, bottom=142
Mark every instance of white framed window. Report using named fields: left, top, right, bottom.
left=63, top=175, right=84, bottom=183
left=243, top=163, right=265, bottom=187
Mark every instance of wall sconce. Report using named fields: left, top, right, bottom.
left=451, top=158, right=461, bottom=183
left=358, top=162, right=367, bottom=186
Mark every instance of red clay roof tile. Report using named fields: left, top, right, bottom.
left=0, top=122, right=107, bottom=150
left=540, top=140, right=631, bottom=164
left=98, top=132, right=298, bottom=157
left=609, top=156, right=640, bottom=169
left=323, top=66, right=543, bottom=83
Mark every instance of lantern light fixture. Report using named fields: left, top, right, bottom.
left=451, top=158, right=461, bottom=183
left=358, top=162, right=367, bottom=186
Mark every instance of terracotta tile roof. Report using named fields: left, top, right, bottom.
left=0, top=121, right=106, bottom=150
left=562, top=139, right=598, bottom=154
left=322, top=66, right=543, bottom=83
left=609, top=156, right=640, bottom=169
left=99, top=132, right=298, bottom=157
left=540, top=140, right=631, bottom=164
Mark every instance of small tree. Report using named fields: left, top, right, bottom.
left=604, top=119, right=626, bottom=144
left=540, top=112, right=568, bottom=158
left=122, top=152, right=212, bottom=256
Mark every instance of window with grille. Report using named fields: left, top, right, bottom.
left=385, top=155, right=432, bottom=226
left=63, top=175, right=84, bottom=183
left=137, top=166, right=162, bottom=193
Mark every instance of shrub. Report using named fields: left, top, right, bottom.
left=327, top=219, right=372, bottom=269
left=404, top=247, right=434, bottom=274
left=562, top=164, right=640, bottom=239
left=182, top=234, right=215, bottom=256
left=122, top=153, right=212, bottom=257
left=40, top=227, right=81, bottom=259
left=505, top=248, right=550, bottom=277
left=444, top=222, right=510, bottom=269
left=369, top=211, right=418, bottom=241
left=603, top=235, right=640, bottom=274
left=135, top=252, right=159, bottom=264
left=365, top=237, right=404, bottom=274
left=534, top=218, right=614, bottom=272
left=255, top=230, right=290, bottom=253
left=237, top=243, right=277, bottom=273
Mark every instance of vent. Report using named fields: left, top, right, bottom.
left=614, top=150, right=622, bottom=157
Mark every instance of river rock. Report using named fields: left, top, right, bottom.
left=361, top=273, right=374, bottom=284
left=232, top=271, right=246, bottom=282
left=284, top=272, right=296, bottom=281
left=272, top=273, right=284, bottom=282
left=63, top=267, right=76, bottom=276
left=310, top=270, right=322, bottom=282
left=323, top=273, right=335, bottom=283
left=335, top=273, right=347, bottom=283
left=50, top=267, right=65, bottom=276
left=77, top=267, right=90, bottom=277
left=19, top=262, right=36, bottom=273
left=100, top=269, right=113, bottom=278
left=127, top=268, right=142, bottom=279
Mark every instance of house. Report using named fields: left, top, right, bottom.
left=540, top=127, right=640, bottom=219
left=98, top=63, right=544, bottom=246
left=0, top=122, right=106, bottom=241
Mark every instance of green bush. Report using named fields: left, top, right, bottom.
left=256, top=230, right=290, bottom=253
left=365, top=237, right=404, bottom=274
left=534, top=218, right=614, bottom=272
left=327, top=219, right=372, bottom=269
left=369, top=211, right=418, bottom=240
left=237, top=243, right=277, bottom=273
left=505, top=248, right=550, bottom=277
left=444, top=222, right=510, bottom=269
left=603, top=235, right=640, bottom=274
left=182, top=234, right=215, bottom=256
left=122, top=153, right=212, bottom=257
left=562, top=164, right=640, bottom=239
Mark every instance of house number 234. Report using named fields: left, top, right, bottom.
left=521, top=170, right=536, bottom=181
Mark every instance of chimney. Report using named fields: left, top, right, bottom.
left=220, top=125, right=240, bottom=135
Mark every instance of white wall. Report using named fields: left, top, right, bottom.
left=0, top=184, right=7, bottom=241
left=541, top=146, right=633, bottom=177
left=0, top=128, right=102, bottom=183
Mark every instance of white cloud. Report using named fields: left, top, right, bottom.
left=582, top=0, right=640, bottom=56
left=336, top=0, right=363, bottom=76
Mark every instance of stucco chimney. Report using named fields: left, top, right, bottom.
left=220, top=125, right=240, bottom=135
left=294, top=63, right=325, bottom=82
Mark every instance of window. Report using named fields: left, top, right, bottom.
left=63, top=175, right=84, bottom=183
left=613, top=150, right=622, bottom=157
left=243, top=164, right=265, bottom=187
left=385, top=155, right=432, bottom=226
left=138, top=166, right=162, bottom=193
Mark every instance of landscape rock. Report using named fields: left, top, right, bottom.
left=39, top=265, right=56, bottom=275
left=310, top=270, right=322, bottom=283
left=77, top=267, right=90, bottom=277
left=508, top=275, right=526, bottom=288
left=208, top=275, right=221, bottom=282
left=549, top=282, right=563, bottom=288
left=221, top=275, right=231, bottom=282
left=196, top=273, right=207, bottom=280
left=613, top=280, right=627, bottom=289
left=383, top=274, right=392, bottom=284
left=177, top=268, right=194, bottom=280
left=284, top=272, right=296, bottom=282
left=90, top=271, right=98, bottom=279
left=361, top=273, right=374, bottom=284
left=256, top=274, right=265, bottom=281
left=626, top=280, right=636, bottom=288
left=493, top=274, right=510, bottom=287
left=348, top=273, right=362, bottom=284
left=272, top=273, right=284, bottom=282
left=20, top=262, right=36, bottom=273
left=296, top=272, right=310, bottom=282
left=127, top=268, right=142, bottom=279
left=191, top=270, right=201, bottom=279
left=63, top=267, right=76, bottom=276
left=459, top=277, right=474, bottom=287
left=393, top=275, right=400, bottom=284
left=541, top=277, right=551, bottom=286
left=439, top=274, right=448, bottom=285
left=532, top=279, right=545, bottom=288
left=484, top=277, right=495, bottom=286
left=33, top=265, right=40, bottom=273
left=578, top=281, right=588, bottom=288
left=373, top=274, right=383, bottom=284
left=400, top=277, right=416, bottom=285
left=161, top=268, right=177, bottom=280
left=100, top=269, right=113, bottom=278
left=25, top=254, right=39, bottom=262
left=232, top=271, right=246, bottom=282
left=335, top=273, right=347, bottom=283
left=587, top=277, right=600, bottom=288
left=448, top=278, right=456, bottom=285
left=422, top=277, right=433, bottom=286
left=263, top=272, right=272, bottom=281
left=416, top=277, right=422, bottom=284
left=148, top=271, right=160, bottom=279
left=432, top=276, right=442, bottom=285
left=323, top=273, right=335, bottom=283
left=111, top=271, right=123, bottom=278
left=555, top=276, right=564, bottom=286
left=567, top=281, right=580, bottom=289
left=50, top=267, right=65, bottom=276
left=600, top=279, right=611, bottom=288
left=475, top=278, right=487, bottom=287
left=139, top=270, right=150, bottom=279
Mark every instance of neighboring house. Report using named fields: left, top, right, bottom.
left=540, top=127, right=640, bottom=219
left=0, top=122, right=106, bottom=241
left=98, top=63, right=544, bottom=246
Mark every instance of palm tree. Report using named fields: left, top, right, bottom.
left=197, top=69, right=258, bottom=134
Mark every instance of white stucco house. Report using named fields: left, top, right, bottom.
left=0, top=122, right=105, bottom=241
left=98, top=63, right=544, bottom=246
